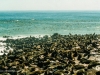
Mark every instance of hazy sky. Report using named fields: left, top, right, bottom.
left=0, top=0, right=100, bottom=10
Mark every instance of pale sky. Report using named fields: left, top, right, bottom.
left=0, top=0, right=100, bottom=10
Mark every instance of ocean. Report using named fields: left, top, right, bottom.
left=0, top=11, right=100, bottom=37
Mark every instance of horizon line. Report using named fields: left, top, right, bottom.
left=0, top=10, right=100, bottom=11
left=0, top=10, right=100, bottom=12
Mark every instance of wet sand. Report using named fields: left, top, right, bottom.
left=0, top=33, right=100, bottom=75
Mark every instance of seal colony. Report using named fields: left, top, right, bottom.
left=0, top=33, right=100, bottom=75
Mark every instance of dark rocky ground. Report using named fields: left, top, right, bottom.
left=0, top=33, right=100, bottom=75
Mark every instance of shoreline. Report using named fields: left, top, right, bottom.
left=0, top=33, right=99, bottom=55
left=0, top=33, right=99, bottom=39
left=0, top=33, right=99, bottom=54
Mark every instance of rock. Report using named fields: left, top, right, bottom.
left=86, top=69, right=96, bottom=75
left=1, top=33, right=100, bottom=75
left=74, top=65, right=85, bottom=70
left=88, top=61, right=100, bottom=69
left=54, top=70, right=64, bottom=75
left=96, top=71, right=100, bottom=75
left=76, top=69, right=85, bottom=75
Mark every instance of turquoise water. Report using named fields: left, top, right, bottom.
left=0, top=11, right=100, bottom=37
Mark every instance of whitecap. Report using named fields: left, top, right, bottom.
left=32, top=19, right=35, bottom=20
left=15, top=20, right=19, bottom=22
left=63, top=30, right=68, bottom=31
left=96, top=26, right=100, bottom=28
left=87, top=27, right=90, bottom=28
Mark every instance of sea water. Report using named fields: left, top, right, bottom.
left=0, top=11, right=100, bottom=37
left=0, top=10, right=100, bottom=55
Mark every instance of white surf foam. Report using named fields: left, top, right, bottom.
left=9, top=34, right=51, bottom=39
left=0, top=38, right=7, bottom=55
left=0, top=34, right=51, bottom=55
left=0, top=37, right=13, bottom=55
